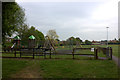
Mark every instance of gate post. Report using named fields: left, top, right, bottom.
left=106, top=47, right=109, bottom=59
left=94, top=48, right=98, bottom=59
left=110, top=47, right=112, bottom=60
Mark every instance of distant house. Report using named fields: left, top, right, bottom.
left=92, top=40, right=101, bottom=45
left=109, top=40, right=117, bottom=43
left=101, top=40, right=107, bottom=45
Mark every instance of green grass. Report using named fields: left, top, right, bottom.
left=2, top=59, right=29, bottom=78
left=38, top=60, right=118, bottom=78
left=2, top=58, right=118, bottom=78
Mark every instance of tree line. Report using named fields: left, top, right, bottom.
left=2, top=2, right=45, bottom=47
left=2, top=2, right=120, bottom=47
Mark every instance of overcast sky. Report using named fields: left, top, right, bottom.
left=16, top=0, right=119, bottom=41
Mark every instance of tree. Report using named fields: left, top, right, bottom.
left=114, top=38, right=117, bottom=41
left=47, top=29, right=59, bottom=40
left=85, top=40, right=92, bottom=45
left=19, top=26, right=45, bottom=47
left=66, top=37, right=76, bottom=45
left=76, top=37, right=82, bottom=43
left=2, top=2, right=25, bottom=45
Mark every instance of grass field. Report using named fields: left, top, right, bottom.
left=1, top=44, right=119, bottom=78
left=2, top=58, right=118, bottom=78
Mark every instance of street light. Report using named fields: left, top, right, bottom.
left=106, top=27, right=109, bottom=47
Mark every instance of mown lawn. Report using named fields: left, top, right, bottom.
left=2, top=58, right=118, bottom=78
left=1, top=45, right=119, bottom=78
left=2, top=59, right=29, bottom=78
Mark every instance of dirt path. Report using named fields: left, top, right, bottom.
left=11, top=61, right=43, bottom=78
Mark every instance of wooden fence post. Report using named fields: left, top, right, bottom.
left=33, top=48, right=34, bottom=59
left=20, top=48, right=21, bottom=58
left=44, top=51, right=46, bottom=59
left=14, top=48, right=16, bottom=58
left=106, top=47, right=109, bottom=59
left=50, top=49, right=51, bottom=59
left=72, top=49, right=75, bottom=59
left=110, top=47, right=112, bottom=60
left=94, top=48, right=98, bottom=59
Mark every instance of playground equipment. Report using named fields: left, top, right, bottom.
left=28, top=35, right=36, bottom=48
left=12, top=36, right=21, bottom=48
left=44, top=36, right=56, bottom=53
left=3, top=35, right=112, bottom=60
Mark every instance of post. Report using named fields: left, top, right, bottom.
left=50, top=49, right=51, bottom=59
left=14, top=48, right=16, bottom=57
left=72, top=48, right=75, bottom=59
left=94, top=48, right=98, bottom=59
left=110, top=47, right=112, bottom=60
left=106, top=47, right=109, bottom=59
left=33, top=48, right=34, bottom=59
left=20, top=48, right=21, bottom=58
left=44, top=52, right=46, bottom=59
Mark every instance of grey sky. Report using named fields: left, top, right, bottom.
left=17, top=0, right=118, bottom=41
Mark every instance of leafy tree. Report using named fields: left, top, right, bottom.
left=114, top=38, right=117, bottom=41
left=20, top=26, right=45, bottom=47
left=47, top=29, right=59, bottom=40
left=76, top=37, right=82, bottom=43
left=85, top=40, right=92, bottom=45
left=66, top=37, right=76, bottom=45
left=2, top=2, right=25, bottom=45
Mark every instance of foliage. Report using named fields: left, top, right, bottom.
left=85, top=40, right=92, bottom=45
left=2, top=2, right=25, bottom=45
left=47, top=29, right=59, bottom=40
left=20, top=26, right=45, bottom=47
left=66, top=37, right=82, bottom=45
left=76, top=37, right=82, bottom=43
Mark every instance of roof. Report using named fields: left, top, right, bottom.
left=14, top=36, right=21, bottom=40
left=29, top=35, right=35, bottom=39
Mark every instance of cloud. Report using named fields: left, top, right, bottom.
left=17, top=1, right=118, bottom=41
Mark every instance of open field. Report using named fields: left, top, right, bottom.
left=1, top=44, right=119, bottom=78
left=2, top=58, right=118, bottom=78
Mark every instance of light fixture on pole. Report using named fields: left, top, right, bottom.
left=106, top=27, right=109, bottom=47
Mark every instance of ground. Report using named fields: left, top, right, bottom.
left=1, top=45, right=119, bottom=78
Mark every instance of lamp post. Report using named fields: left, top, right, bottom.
left=106, top=27, right=109, bottom=47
